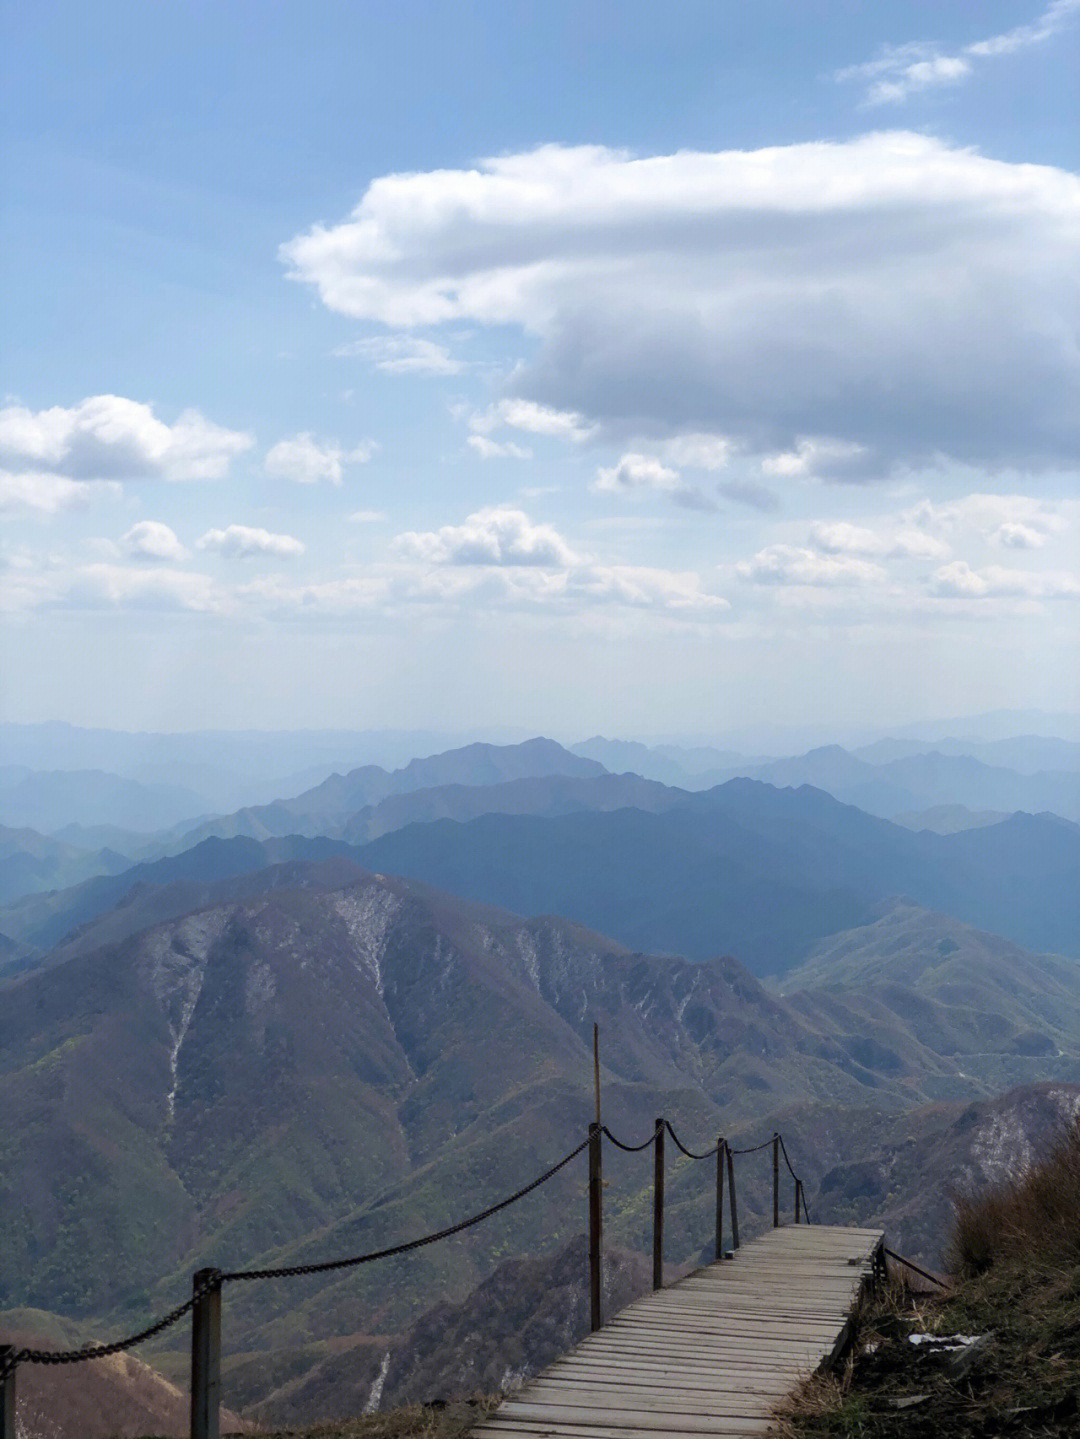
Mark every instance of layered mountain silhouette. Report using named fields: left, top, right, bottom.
left=5, top=778, right=1077, bottom=972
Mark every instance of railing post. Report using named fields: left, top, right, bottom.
left=772, top=1133, right=780, bottom=1228
left=715, top=1138, right=725, bottom=1261
left=0, top=1349, right=14, bottom=1439
left=726, top=1145, right=740, bottom=1249
left=588, top=1122, right=603, bottom=1332
left=795, top=1178, right=802, bottom=1224
left=190, top=1267, right=222, bottom=1439
left=652, top=1118, right=665, bottom=1291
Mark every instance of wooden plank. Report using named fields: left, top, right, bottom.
left=472, top=1225, right=883, bottom=1439
left=503, top=1389, right=784, bottom=1417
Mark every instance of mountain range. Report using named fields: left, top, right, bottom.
left=2, top=849, right=1076, bottom=1421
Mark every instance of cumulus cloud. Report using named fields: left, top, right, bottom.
left=282, top=136, right=1080, bottom=477
left=837, top=2, right=1080, bottom=105
left=0, top=470, right=121, bottom=516
left=932, top=560, right=1080, bottom=599
left=809, top=520, right=950, bottom=560
left=336, top=335, right=465, bottom=374
left=395, top=505, right=580, bottom=568
left=737, top=544, right=888, bottom=587
left=348, top=509, right=387, bottom=523
left=471, top=399, right=596, bottom=443
left=593, top=452, right=717, bottom=510
left=264, top=433, right=375, bottom=485
left=595, top=453, right=681, bottom=496
left=907, top=494, right=1072, bottom=550
left=197, top=525, right=305, bottom=559
left=467, top=435, right=533, bottom=460
left=121, top=521, right=189, bottom=562
left=0, top=396, right=252, bottom=482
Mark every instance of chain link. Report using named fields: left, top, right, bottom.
left=600, top=1121, right=662, bottom=1153
left=223, top=1136, right=589, bottom=1282
left=1, top=1139, right=590, bottom=1376
left=663, top=1121, right=720, bottom=1160
left=0, top=1272, right=220, bottom=1381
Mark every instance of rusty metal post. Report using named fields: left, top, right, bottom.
left=588, top=1122, right=603, bottom=1331
left=652, top=1118, right=665, bottom=1290
left=726, top=1145, right=740, bottom=1249
left=715, top=1138, right=726, bottom=1261
left=772, top=1133, right=781, bottom=1228
left=190, top=1267, right=222, bottom=1439
left=0, top=1348, right=14, bottom=1439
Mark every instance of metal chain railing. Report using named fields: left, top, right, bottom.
left=0, top=1135, right=590, bottom=1388
left=0, top=1115, right=821, bottom=1439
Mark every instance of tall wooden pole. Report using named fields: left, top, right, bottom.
left=715, top=1138, right=726, bottom=1261
left=190, top=1268, right=222, bottom=1439
left=588, top=1121, right=603, bottom=1331
left=652, top=1118, right=665, bottom=1291
left=592, top=1023, right=601, bottom=1128
left=0, top=1349, right=14, bottom=1439
left=772, top=1134, right=780, bottom=1229
left=726, top=1145, right=740, bottom=1249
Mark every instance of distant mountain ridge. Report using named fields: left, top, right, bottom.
left=4, top=778, right=1077, bottom=972
left=350, top=786, right=1080, bottom=969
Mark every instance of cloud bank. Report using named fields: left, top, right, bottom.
left=282, top=135, right=1080, bottom=480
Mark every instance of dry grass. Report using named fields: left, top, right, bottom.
left=242, top=1397, right=497, bottom=1439
left=776, top=1121, right=1080, bottom=1436
left=949, top=1115, right=1080, bottom=1277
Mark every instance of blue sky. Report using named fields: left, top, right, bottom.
left=2, top=1, right=1078, bottom=738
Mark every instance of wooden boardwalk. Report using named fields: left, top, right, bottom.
left=473, top=1225, right=884, bottom=1439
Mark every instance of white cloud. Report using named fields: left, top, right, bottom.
left=197, top=525, right=306, bottom=559
left=264, top=433, right=375, bottom=485
left=51, top=564, right=221, bottom=612
left=907, top=493, right=1072, bottom=549
left=594, top=453, right=681, bottom=497
left=395, top=505, right=580, bottom=568
left=0, top=469, right=122, bottom=516
left=282, top=137, right=1080, bottom=477
left=657, top=434, right=731, bottom=471
left=0, top=396, right=252, bottom=482
left=932, top=560, right=1080, bottom=599
left=571, top=565, right=728, bottom=611
left=836, top=1, right=1080, bottom=105
left=121, top=521, right=189, bottom=562
left=467, top=435, right=533, bottom=460
left=471, top=399, right=596, bottom=443
left=348, top=509, right=388, bottom=523
left=737, top=544, right=888, bottom=587
left=593, top=452, right=716, bottom=510
left=336, top=335, right=465, bottom=375
left=808, top=520, right=950, bottom=560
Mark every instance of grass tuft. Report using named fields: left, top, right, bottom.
left=948, top=1115, right=1080, bottom=1277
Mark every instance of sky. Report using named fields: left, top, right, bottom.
left=1, top=0, right=1078, bottom=740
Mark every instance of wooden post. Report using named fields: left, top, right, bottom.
left=592, top=1023, right=601, bottom=1127
left=652, top=1118, right=665, bottom=1291
left=772, top=1133, right=780, bottom=1228
left=588, top=1121, right=603, bottom=1332
left=190, top=1267, right=222, bottom=1439
left=715, top=1138, right=726, bottom=1261
left=795, top=1179, right=802, bottom=1224
left=726, top=1145, right=740, bottom=1249
left=0, top=1348, right=14, bottom=1439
